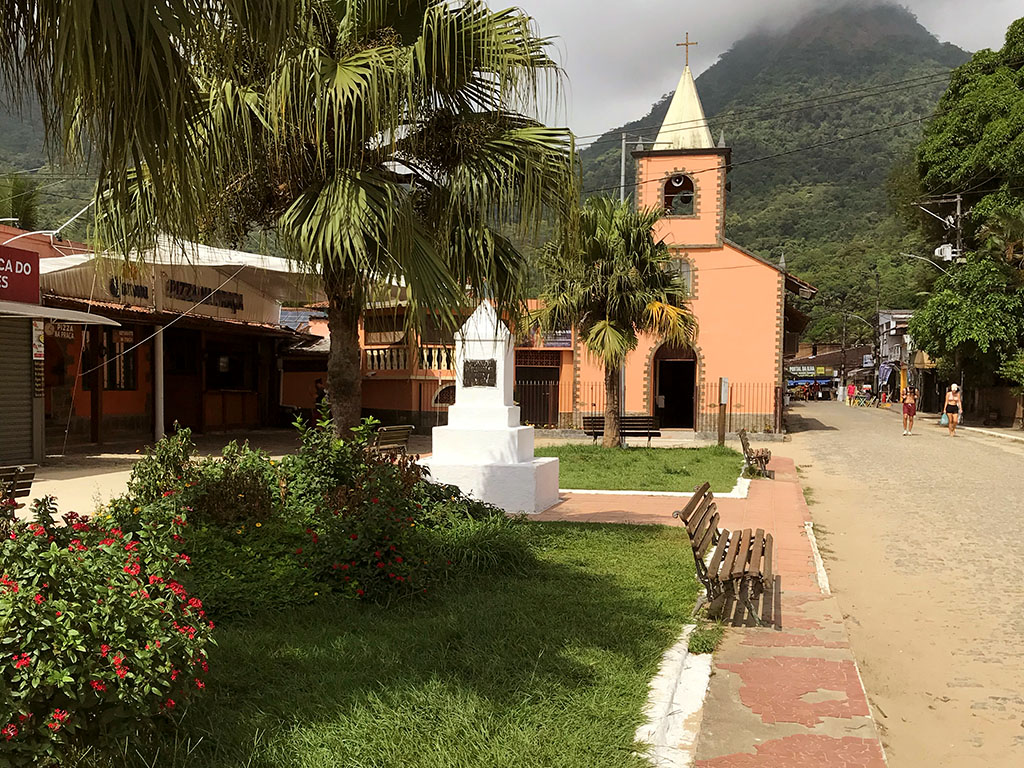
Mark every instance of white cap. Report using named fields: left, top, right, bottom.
left=951, top=383, right=959, bottom=391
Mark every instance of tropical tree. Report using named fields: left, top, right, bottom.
left=908, top=248, right=1024, bottom=387
left=916, top=16, right=1024, bottom=244
left=979, top=205, right=1024, bottom=266
left=0, top=174, right=40, bottom=231
left=0, top=0, right=577, bottom=435
left=535, top=197, right=695, bottom=448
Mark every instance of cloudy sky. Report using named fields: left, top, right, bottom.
left=513, top=0, right=1022, bottom=139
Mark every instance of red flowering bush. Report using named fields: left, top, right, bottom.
left=307, top=454, right=426, bottom=601
left=0, top=499, right=214, bottom=765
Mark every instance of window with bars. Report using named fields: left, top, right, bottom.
left=103, top=328, right=137, bottom=391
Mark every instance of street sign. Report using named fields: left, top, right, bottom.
left=0, top=245, right=39, bottom=303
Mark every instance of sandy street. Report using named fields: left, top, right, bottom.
left=784, top=401, right=1024, bottom=768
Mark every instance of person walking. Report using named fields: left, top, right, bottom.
left=847, top=382, right=856, bottom=406
left=944, top=383, right=963, bottom=437
left=901, top=386, right=918, bottom=435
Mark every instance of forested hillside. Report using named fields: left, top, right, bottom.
left=580, top=3, right=971, bottom=341
left=0, top=93, right=94, bottom=240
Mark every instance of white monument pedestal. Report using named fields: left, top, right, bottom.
left=421, top=303, right=560, bottom=515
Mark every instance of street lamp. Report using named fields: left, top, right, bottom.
left=901, top=252, right=950, bottom=276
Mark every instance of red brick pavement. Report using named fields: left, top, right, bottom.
left=539, top=455, right=887, bottom=767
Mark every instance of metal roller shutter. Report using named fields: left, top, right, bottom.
left=0, top=318, right=33, bottom=464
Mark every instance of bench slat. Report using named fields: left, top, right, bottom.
left=762, top=533, right=774, bottom=587
left=707, top=533, right=730, bottom=584
left=749, top=529, right=765, bottom=579
left=690, top=501, right=717, bottom=548
left=731, top=528, right=753, bottom=580
left=686, top=494, right=714, bottom=537
left=719, top=530, right=741, bottom=582
left=695, top=511, right=719, bottom=556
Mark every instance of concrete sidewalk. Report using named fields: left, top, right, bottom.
left=541, top=459, right=887, bottom=767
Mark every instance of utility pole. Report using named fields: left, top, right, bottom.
left=955, top=193, right=963, bottom=257
left=874, top=269, right=881, bottom=397
left=619, top=132, right=627, bottom=203
left=841, top=313, right=848, bottom=400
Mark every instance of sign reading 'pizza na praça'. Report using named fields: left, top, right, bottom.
left=0, top=245, right=40, bottom=304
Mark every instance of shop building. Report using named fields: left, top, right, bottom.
left=3, top=231, right=322, bottom=456
left=0, top=234, right=118, bottom=464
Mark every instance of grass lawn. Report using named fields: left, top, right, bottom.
left=120, top=523, right=698, bottom=768
left=535, top=444, right=743, bottom=493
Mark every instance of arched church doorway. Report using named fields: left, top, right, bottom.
left=654, top=345, right=697, bottom=429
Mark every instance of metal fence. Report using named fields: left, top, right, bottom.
left=698, top=381, right=782, bottom=434
left=512, top=378, right=782, bottom=433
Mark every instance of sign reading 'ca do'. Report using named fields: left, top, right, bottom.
left=0, top=245, right=40, bottom=304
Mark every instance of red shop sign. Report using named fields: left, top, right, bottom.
left=0, top=245, right=40, bottom=303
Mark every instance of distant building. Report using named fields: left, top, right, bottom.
left=877, top=310, right=915, bottom=401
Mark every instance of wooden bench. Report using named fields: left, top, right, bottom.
left=0, top=464, right=37, bottom=511
left=739, top=429, right=772, bottom=478
left=581, top=415, right=661, bottom=446
left=673, top=481, right=774, bottom=625
left=368, top=425, right=415, bottom=454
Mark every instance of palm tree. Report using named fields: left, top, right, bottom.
left=979, top=206, right=1024, bottom=267
left=535, top=197, right=696, bottom=448
left=0, top=174, right=40, bottom=231
left=0, top=1, right=577, bottom=435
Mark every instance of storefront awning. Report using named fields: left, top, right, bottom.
left=0, top=299, right=119, bottom=326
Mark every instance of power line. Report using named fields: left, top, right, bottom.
left=573, top=69, right=958, bottom=150
left=574, top=52, right=1024, bottom=155
left=583, top=88, right=1022, bottom=197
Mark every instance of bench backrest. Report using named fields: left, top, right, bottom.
left=582, top=415, right=658, bottom=433
left=673, top=481, right=718, bottom=559
left=738, top=429, right=752, bottom=455
left=370, top=425, right=414, bottom=452
left=0, top=465, right=37, bottom=501
left=620, top=416, right=657, bottom=430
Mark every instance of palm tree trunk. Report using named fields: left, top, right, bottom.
left=603, top=364, right=621, bottom=448
left=324, top=266, right=363, bottom=438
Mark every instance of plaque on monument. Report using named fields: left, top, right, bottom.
left=463, top=359, right=497, bottom=388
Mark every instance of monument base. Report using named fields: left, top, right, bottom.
left=421, top=457, right=560, bottom=515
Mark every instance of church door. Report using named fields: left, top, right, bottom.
left=657, top=359, right=697, bottom=429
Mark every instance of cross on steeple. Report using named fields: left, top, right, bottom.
left=676, top=32, right=698, bottom=68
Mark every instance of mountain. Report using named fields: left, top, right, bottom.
left=579, top=3, right=971, bottom=341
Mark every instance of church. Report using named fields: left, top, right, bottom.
left=567, top=56, right=816, bottom=434
left=295, top=53, right=816, bottom=437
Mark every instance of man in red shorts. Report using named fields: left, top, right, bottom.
left=901, top=386, right=918, bottom=436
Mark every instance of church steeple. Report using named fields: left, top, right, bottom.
left=655, top=65, right=714, bottom=151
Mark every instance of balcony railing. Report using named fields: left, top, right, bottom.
left=365, top=347, right=409, bottom=372
left=419, top=346, right=454, bottom=371
left=364, top=345, right=456, bottom=373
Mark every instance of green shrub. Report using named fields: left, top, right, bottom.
left=125, top=424, right=198, bottom=506
left=182, top=520, right=319, bottom=618
left=0, top=499, right=214, bottom=765
left=104, top=416, right=526, bottom=614
left=185, top=442, right=282, bottom=527
left=420, top=516, right=535, bottom=577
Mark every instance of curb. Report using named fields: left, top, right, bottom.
left=958, top=425, right=1024, bottom=444
left=636, top=624, right=713, bottom=768
left=560, top=476, right=751, bottom=500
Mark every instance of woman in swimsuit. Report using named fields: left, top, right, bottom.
left=901, top=386, right=917, bottom=436
left=944, top=383, right=962, bottom=437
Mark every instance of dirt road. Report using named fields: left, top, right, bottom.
left=784, top=401, right=1024, bottom=767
